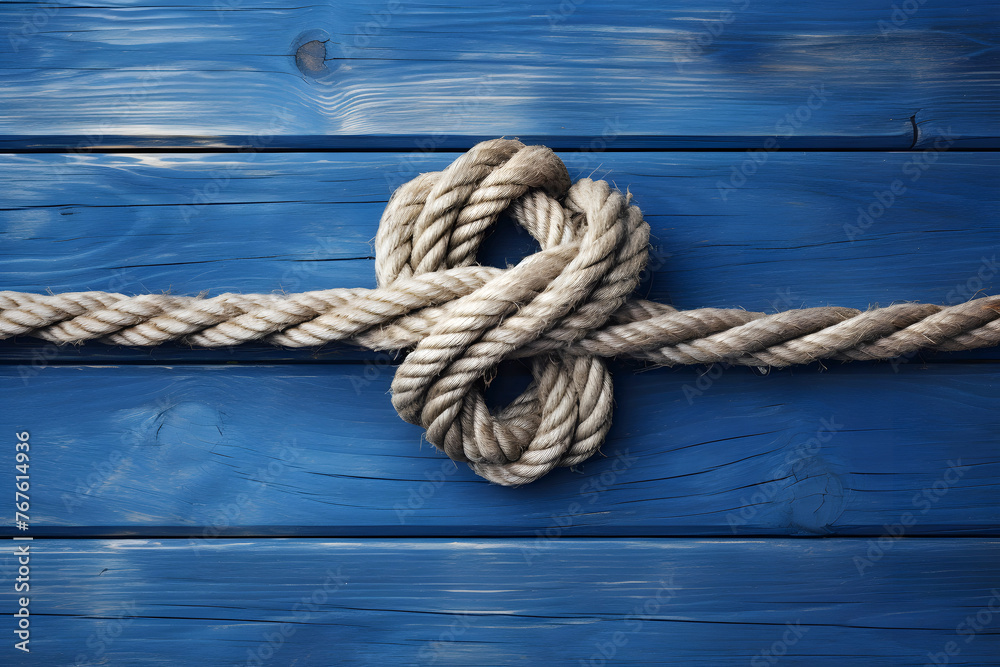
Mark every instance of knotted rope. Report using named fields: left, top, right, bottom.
left=2, top=139, right=998, bottom=485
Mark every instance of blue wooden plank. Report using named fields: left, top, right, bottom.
left=1, top=151, right=997, bottom=363
left=1, top=1, right=997, bottom=148
left=5, top=538, right=999, bottom=665
left=3, top=362, right=997, bottom=536
left=2, top=4, right=995, bottom=666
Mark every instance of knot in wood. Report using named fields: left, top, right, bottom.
left=374, top=138, right=651, bottom=486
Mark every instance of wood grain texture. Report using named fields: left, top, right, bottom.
left=6, top=538, right=1000, bottom=666
left=3, top=362, right=997, bottom=536
left=1, top=0, right=998, bottom=149
left=3, top=1, right=998, bottom=663
left=1, top=151, right=997, bottom=362
left=2, top=151, right=997, bottom=537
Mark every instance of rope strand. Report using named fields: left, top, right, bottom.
left=3, top=138, right=998, bottom=486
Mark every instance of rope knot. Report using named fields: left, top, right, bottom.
left=10, top=138, right=995, bottom=486
left=375, top=139, right=650, bottom=486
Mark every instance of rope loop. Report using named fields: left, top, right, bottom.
left=375, top=138, right=650, bottom=484
left=3, top=138, right=999, bottom=485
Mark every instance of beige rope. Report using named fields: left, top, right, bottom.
left=2, top=138, right=998, bottom=486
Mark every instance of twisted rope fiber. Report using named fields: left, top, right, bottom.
left=3, top=139, right=999, bottom=486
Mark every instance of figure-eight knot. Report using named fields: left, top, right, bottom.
left=2, top=139, right=999, bottom=486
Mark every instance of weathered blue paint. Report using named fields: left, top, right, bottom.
left=1, top=1, right=999, bottom=664
left=0, top=1, right=997, bottom=149
left=1, top=362, right=997, bottom=537
left=10, top=538, right=1000, bottom=666
left=1, top=152, right=996, bottom=316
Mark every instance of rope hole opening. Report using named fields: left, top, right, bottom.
left=482, top=359, right=534, bottom=414
left=475, top=212, right=542, bottom=272
left=475, top=212, right=543, bottom=414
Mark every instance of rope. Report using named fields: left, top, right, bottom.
left=2, top=138, right=998, bottom=486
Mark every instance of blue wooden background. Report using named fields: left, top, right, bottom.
left=1, top=1, right=999, bottom=665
